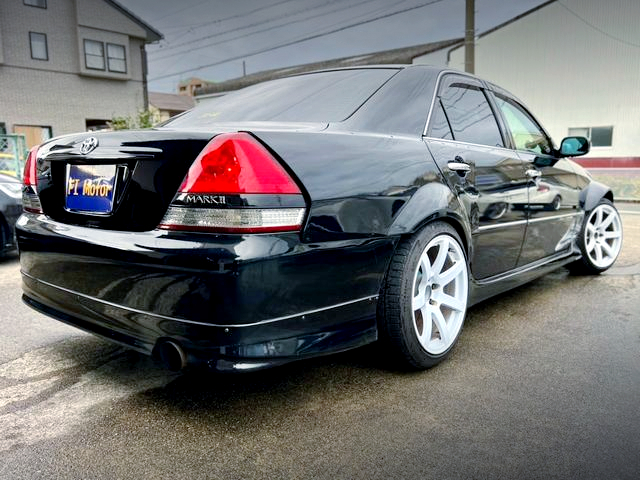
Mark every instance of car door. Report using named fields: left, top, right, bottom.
left=489, top=91, right=583, bottom=266
left=424, top=74, right=530, bottom=280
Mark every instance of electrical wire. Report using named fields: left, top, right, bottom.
left=149, top=0, right=448, bottom=81
left=151, top=0, right=361, bottom=60
left=557, top=1, right=640, bottom=48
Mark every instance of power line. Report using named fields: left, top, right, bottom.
left=153, top=0, right=302, bottom=34
left=150, top=0, right=395, bottom=62
left=557, top=1, right=640, bottom=48
left=149, top=0, right=448, bottom=82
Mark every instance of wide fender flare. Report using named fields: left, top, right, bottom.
left=580, top=180, right=613, bottom=212
left=387, top=182, right=472, bottom=256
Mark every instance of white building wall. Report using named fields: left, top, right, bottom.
left=412, top=48, right=450, bottom=66
left=0, top=0, right=151, bottom=138
left=448, top=0, right=640, bottom=159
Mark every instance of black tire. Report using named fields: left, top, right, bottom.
left=570, top=198, right=623, bottom=275
left=378, top=222, right=469, bottom=370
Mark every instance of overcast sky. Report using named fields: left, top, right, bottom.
left=118, top=0, right=548, bottom=93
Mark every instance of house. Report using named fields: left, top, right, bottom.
left=149, top=91, right=195, bottom=122
left=194, top=38, right=462, bottom=100
left=0, top=0, right=162, bottom=147
left=448, top=0, right=640, bottom=168
left=177, top=77, right=215, bottom=97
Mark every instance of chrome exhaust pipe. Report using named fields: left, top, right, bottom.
left=154, top=340, right=188, bottom=372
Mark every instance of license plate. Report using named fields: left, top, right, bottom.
left=65, top=164, right=117, bottom=214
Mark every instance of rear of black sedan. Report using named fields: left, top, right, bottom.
left=18, top=65, right=620, bottom=372
left=18, top=66, right=441, bottom=371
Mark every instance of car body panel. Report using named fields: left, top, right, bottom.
left=16, top=65, right=616, bottom=370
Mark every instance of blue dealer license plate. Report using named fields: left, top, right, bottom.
left=65, top=164, right=117, bottom=214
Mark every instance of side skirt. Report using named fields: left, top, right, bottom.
left=468, top=252, right=581, bottom=306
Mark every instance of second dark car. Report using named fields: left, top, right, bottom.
left=17, top=65, right=622, bottom=371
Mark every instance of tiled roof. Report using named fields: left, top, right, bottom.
left=149, top=92, right=195, bottom=112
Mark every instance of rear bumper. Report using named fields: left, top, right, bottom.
left=17, top=213, right=394, bottom=370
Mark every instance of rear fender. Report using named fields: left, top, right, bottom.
left=388, top=182, right=472, bottom=256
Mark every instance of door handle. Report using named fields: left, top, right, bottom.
left=526, top=169, right=541, bottom=179
left=448, top=157, right=471, bottom=174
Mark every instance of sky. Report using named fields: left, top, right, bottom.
left=118, top=0, right=549, bottom=93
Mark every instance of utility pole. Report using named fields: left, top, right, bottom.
left=465, top=0, right=475, bottom=74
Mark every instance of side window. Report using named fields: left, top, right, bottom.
left=494, top=95, right=553, bottom=155
left=438, top=83, right=504, bottom=148
left=428, top=100, right=453, bottom=140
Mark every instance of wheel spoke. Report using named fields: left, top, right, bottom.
left=586, top=238, right=597, bottom=253
left=435, top=291, right=465, bottom=312
left=432, top=308, right=448, bottom=344
left=413, top=290, right=427, bottom=311
left=594, top=244, right=603, bottom=263
left=595, top=208, right=603, bottom=226
left=436, top=260, right=465, bottom=286
left=418, top=306, right=433, bottom=344
left=603, top=231, right=621, bottom=240
left=600, top=213, right=615, bottom=230
left=586, top=223, right=596, bottom=234
left=600, top=241, right=614, bottom=258
left=431, top=240, right=449, bottom=275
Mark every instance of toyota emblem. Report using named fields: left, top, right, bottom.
left=80, top=137, right=99, bottom=155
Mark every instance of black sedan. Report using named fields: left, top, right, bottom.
left=17, top=66, right=622, bottom=372
left=0, top=172, right=23, bottom=257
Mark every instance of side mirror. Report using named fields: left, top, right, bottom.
left=559, top=136, right=590, bottom=157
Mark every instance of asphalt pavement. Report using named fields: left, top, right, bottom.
left=0, top=205, right=638, bottom=479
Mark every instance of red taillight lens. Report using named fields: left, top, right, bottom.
left=159, top=133, right=306, bottom=233
left=23, top=146, right=39, bottom=187
left=178, top=133, right=301, bottom=195
left=23, top=145, right=43, bottom=213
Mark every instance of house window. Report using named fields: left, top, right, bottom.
left=84, top=40, right=127, bottom=73
left=107, top=43, right=126, bottom=73
left=24, top=0, right=47, bottom=8
left=84, top=39, right=105, bottom=70
left=0, top=123, right=6, bottom=135
left=568, top=126, right=613, bottom=147
left=29, top=32, right=48, bottom=61
left=13, top=125, right=52, bottom=149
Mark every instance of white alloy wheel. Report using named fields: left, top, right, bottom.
left=584, top=203, right=622, bottom=269
left=411, top=234, right=468, bottom=355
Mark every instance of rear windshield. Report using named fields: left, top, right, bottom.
left=164, top=68, right=399, bottom=127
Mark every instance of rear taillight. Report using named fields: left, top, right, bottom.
left=159, top=133, right=306, bottom=233
left=23, top=146, right=43, bottom=213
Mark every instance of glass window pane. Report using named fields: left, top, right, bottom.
left=107, top=44, right=125, bottom=59
left=428, top=100, right=453, bottom=140
left=30, top=32, right=48, bottom=60
left=440, top=85, right=504, bottom=147
left=166, top=69, right=398, bottom=126
left=568, top=127, right=589, bottom=138
left=591, top=127, right=613, bottom=147
left=495, top=95, right=552, bottom=155
left=84, top=40, right=104, bottom=70
left=107, top=44, right=126, bottom=73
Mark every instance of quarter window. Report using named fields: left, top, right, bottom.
left=429, top=100, right=453, bottom=140
left=29, top=32, right=48, bottom=61
left=495, top=95, right=553, bottom=155
left=438, top=84, right=504, bottom=148
left=107, top=43, right=126, bottom=73
left=569, top=126, right=613, bottom=147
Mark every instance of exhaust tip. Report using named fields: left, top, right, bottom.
left=154, top=340, right=188, bottom=372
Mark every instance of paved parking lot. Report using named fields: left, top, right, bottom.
left=1, top=205, right=639, bottom=479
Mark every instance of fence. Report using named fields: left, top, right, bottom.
left=0, top=134, right=28, bottom=179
